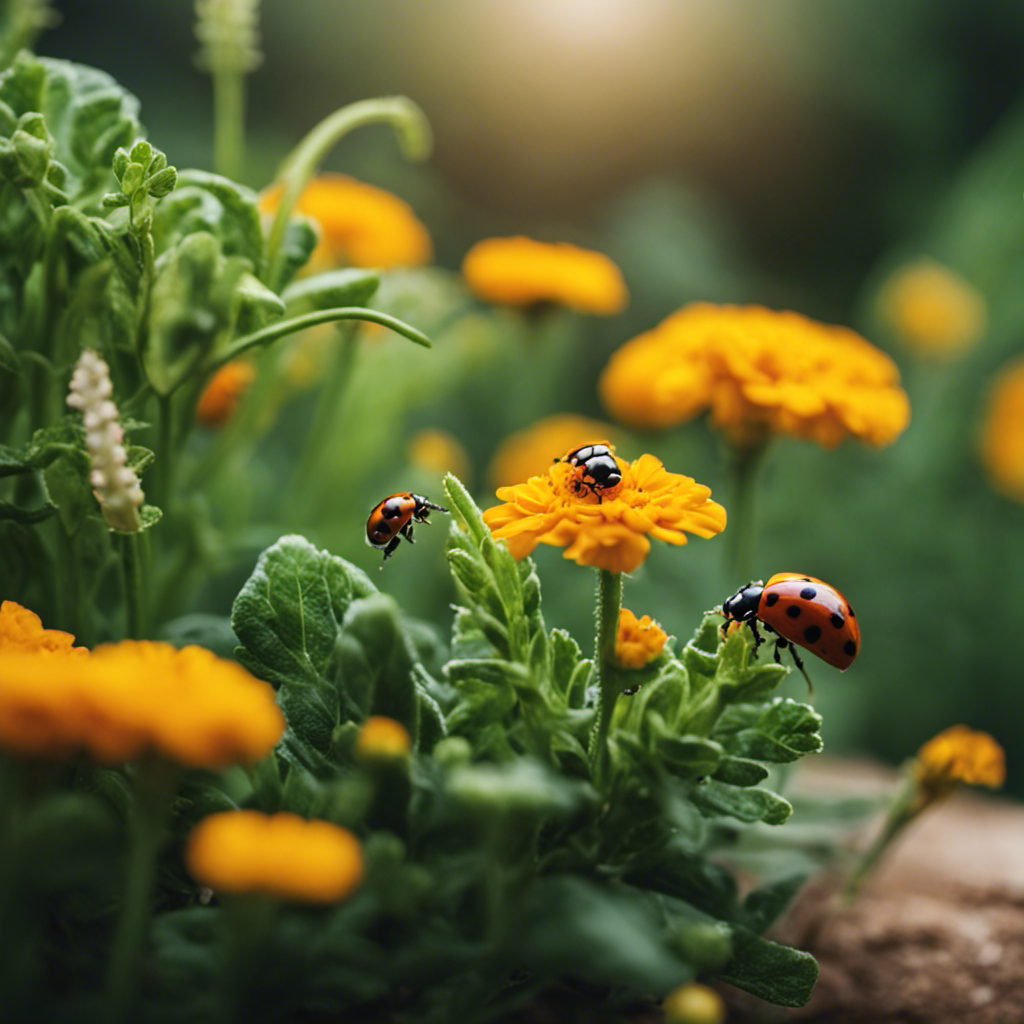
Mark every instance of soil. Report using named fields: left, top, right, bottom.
left=727, top=758, right=1024, bottom=1024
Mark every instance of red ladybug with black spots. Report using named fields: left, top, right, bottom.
left=366, top=493, right=449, bottom=563
left=557, top=441, right=622, bottom=499
left=719, top=573, right=860, bottom=672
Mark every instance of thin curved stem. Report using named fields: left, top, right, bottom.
left=725, top=438, right=770, bottom=584
left=263, top=97, right=432, bottom=289
left=204, top=306, right=430, bottom=374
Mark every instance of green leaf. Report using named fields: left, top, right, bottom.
left=691, top=780, right=793, bottom=825
left=654, top=734, right=724, bottom=780
left=0, top=330, right=19, bottom=373
left=153, top=169, right=263, bottom=265
left=716, top=926, right=818, bottom=1007
left=274, top=215, right=318, bottom=288
left=741, top=872, right=809, bottom=934
left=42, top=445, right=94, bottom=534
left=711, top=756, right=770, bottom=787
left=512, top=877, right=691, bottom=994
left=282, top=268, right=380, bottom=314
left=715, top=698, right=824, bottom=764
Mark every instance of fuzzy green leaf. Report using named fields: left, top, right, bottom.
left=716, top=926, right=818, bottom=1007
left=741, top=872, right=809, bottom=934
left=691, top=780, right=793, bottom=825
left=715, top=698, right=824, bottom=764
left=711, top=756, right=770, bottom=787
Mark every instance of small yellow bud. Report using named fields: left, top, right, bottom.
left=355, top=716, right=411, bottom=760
left=663, top=982, right=727, bottom=1024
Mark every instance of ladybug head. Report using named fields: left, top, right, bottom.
left=721, top=581, right=764, bottom=622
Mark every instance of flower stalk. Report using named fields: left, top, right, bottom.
left=588, top=568, right=624, bottom=787
left=725, top=436, right=768, bottom=584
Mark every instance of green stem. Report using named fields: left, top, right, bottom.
left=263, top=96, right=432, bottom=290
left=587, top=569, right=624, bottom=788
left=105, top=760, right=176, bottom=1024
left=119, top=531, right=146, bottom=639
left=213, top=68, right=245, bottom=182
left=285, top=326, right=358, bottom=518
left=221, top=896, right=276, bottom=1023
left=153, top=393, right=175, bottom=510
left=725, top=438, right=769, bottom=584
left=842, top=771, right=918, bottom=902
left=205, top=306, right=430, bottom=373
left=52, top=518, right=85, bottom=642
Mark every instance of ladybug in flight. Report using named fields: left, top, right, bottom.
left=719, top=573, right=860, bottom=684
left=557, top=441, right=622, bottom=499
left=366, top=493, right=449, bottom=564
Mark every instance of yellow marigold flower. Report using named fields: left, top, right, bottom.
left=186, top=811, right=364, bottom=903
left=980, top=356, right=1024, bottom=503
left=662, top=982, right=726, bottom=1024
left=0, top=643, right=283, bottom=766
left=259, top=174, right=432, bottom=270
left=0, top=601, right=86, bottom=657
left=355, top=716, right=411, bottom=760
left=614, top=608, right=668, bottom=669
left=483, top=450, right=726, bottom=574
left=879, top=259, right=986, bottom=358
left=600, top=303, right=910, bottom=448
left=195, top=360, right=256, bottom=428
left=462, top=236, right=628, bottom=315
left=914, top=725, right=1005, bottom=804
left=409, top=428, right=471, bottom=484
left=488, top=414, right=621, bottom=490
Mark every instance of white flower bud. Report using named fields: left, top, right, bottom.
left=66, top=349, right=145, bottom=532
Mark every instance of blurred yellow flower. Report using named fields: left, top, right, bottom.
left=0, top=601, right=86, bottom=657
left=259, top=173, right=432, bottom=270
left=980, top=356, right=1024, bottom=503
left=462, top=236, right=628, bottom=315
left=483, top=450, right=725, bottom=574
left=614, top=608, right=667, bottom=669
left=409, top=428, right=471, bottom=484
left=662, top=982, right=726, bottom=1024
left=914, top=725, right=1005, bottom=804
left=488, top=414, right=621, bottom=490
left=0, top=642, right=283, bottom=766
left=186, top=811, right=364, bottom=903
left=600, top=303, right=910, bottom=448
left=195, top=360, right=256, bottom=428
left=355, top=716, right=411, bottom=760
left=879, top=259, right=986, bottom=358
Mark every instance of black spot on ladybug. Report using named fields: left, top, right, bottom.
left=786, top=604, right=802, bottom=619
left=803, top=625, right=822, bottom=644
left=847, top=605, right=856, bottom=618
left=843, top=639, right=857, bottom=657
left=765, top=592, right=779, bottom=607
left=830, top=612, right=845, bottom=628
left=800, top=586, right=817, bottom=600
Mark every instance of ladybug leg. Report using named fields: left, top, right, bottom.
left=400, top=522, right=416, bottom=544
left=380, top=535, right=402, bottom=562
left=747, top=617, right=765, bottom=657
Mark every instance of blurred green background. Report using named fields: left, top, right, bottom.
left=38, top=1, right=1024, bottom=792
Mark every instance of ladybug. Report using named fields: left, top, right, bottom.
left=366, top=493, right=449, bottom=563
left=557, top=441, right=622, bottom=499
left=720, top=573, right=860, bottom=673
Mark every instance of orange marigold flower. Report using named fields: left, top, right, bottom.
left=879, top=259, right=986, bottom=359
left=614, top=608, right=668, bottom=669
left=662, top=982, right=726, bottom=1024
left=914, top=725, right=1005, bottom=804
left=355, top=716, right=412, bottom=760
left=483, top=449, right=726, bottom=574
left=600, top=303, right=910, bottom=448
left=409, top=428, right=471, bottom=484
left=980, top=356, right=1024, bottom=503
left=462, top=236, right=628, bottom=315
left=259, top=174, right=432, bottom=270
left=0, top=601, right=86, bottom=657
left=186, top=811, right=364, bottom=903
left=195, top=360, right=256, bottom=428
left=488, top=414, right=621, bottom=490
left=0, top=642, right=283, bottom=766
